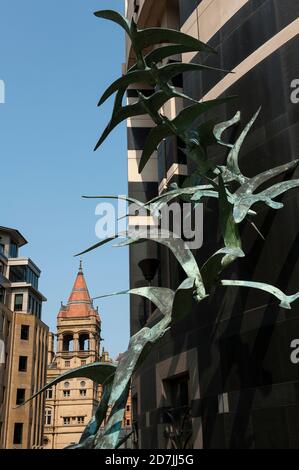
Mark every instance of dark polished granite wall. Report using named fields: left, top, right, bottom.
left=129, top=0, right=299, bottom=448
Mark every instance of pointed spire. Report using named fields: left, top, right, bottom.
left=57, top=265, right=100, bottom=320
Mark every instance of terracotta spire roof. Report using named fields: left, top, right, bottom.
left=57, top=262, right=100, bottom=319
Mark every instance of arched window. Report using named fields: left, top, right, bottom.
left=62, top=334, right=74, bottom=352
left=45, top=408, right=52, bottom=426
left=79, top=333, right=89, bottom=351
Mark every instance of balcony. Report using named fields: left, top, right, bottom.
left=60, top=350, right=96, bottom=358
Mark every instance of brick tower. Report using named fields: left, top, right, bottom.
left=43, top=263, right=102, bottom=449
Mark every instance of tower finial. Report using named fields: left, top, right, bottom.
left=79, top=259, right=83, bottom=273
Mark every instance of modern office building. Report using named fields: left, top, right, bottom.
left=44, top=264, right=132, bottom=449
left=0, top=226, right=48, bottom=449
left=125, top=0, right=299, bottom=448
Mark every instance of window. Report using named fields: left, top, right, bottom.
left=0, top=287, right=5, bottom=305
left=64, top=381, right=70, bottom=388
left=26, top=268, right=38, bottom=289
left=81, top=360, right=86, bottom=366
left=28, top=295, right=35, bottom=314
left=14, top=294, right=23, bottom=311
left=45, top=409, right=52, bottom=426
left=28, top=295, right=41, bottom=317
left=9, top=243, right=18, bottom=258
left=126, top=405, right=130, bottom=411
left=63, top=417, right=71, bottom=425
left=10, top=265, right=26, bottom=283
left=9, top=266, right=38, bottom=289
left=46, top=387, right=53, bottom=399
left=20, top=325, right=29, bottom=340
left=37, top=303, right=41, bottom=319
left=133, top=0, right=140, bottom=14
left=65, top=361, right=70, bottom=368
left=18, top=356, right=27, bottom=372
left=80, top=381, right=86, bottom=388
left=16, top=389, right=25, bottom=405
left=63, top=390, right=70, bottom=398
left=126, top=419, right=131, bottom=426
left=13, top=423, right=23, bottom=445
left=163, top=374, right=193, bottom=449
left=77, top=416, right=85, bottom=424
left=164, top=373, right=190, bottom=408
left=80, top=389, right=87, bottom=397
left=0, top=244, right=5, bottom=255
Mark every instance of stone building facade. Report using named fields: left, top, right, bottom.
left=0, top=226, right=48, bottom=448
left=44, top=264, right=132, bottom=449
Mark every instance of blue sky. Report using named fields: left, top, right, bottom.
left=0, top=1, right=130, bottom=358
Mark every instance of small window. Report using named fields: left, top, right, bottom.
left=81, top=360, right=86, bottom=366
left=80, top=381, right=86, bottom=388
left=80, top=389, right=86, bottom=397
left=46, top=387, right=53, bottom=399
left=16, top=389, right=25, bottom=405
left=63, top=390, right=70, bottom=398
left=13, top=423, right=23, bottom=445
left=45, top=409, right=52, bottom=426
left=14, top=294, right=23, bottom=312
left=164, top=373, right=190, bottom=408
left=64, top=381, right=70, bottom=388
left=126, top=419, right=130, bottom=426
left=126, top=405, right=130, bottom=411
left=77, top=416, right=85, bottom=424
left=20, top=325, right=29, bottom=340
left=65, top=361, right=70, bottom=368
left=18, top=356, right=27, bottom=372
left=63, top=417, right=71, bottom=425
left=9, top=243, right=18, bottom=258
